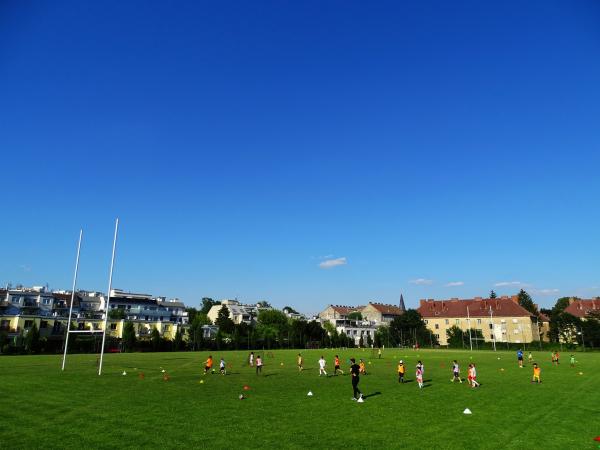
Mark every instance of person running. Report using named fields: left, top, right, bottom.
left=517, top=349, right=524, bottom=368
left=416, top=365, right=424, bottom=389
left=397, top=360, right=406, bottom=383
left=416, top=360, right=424, bottom=377
left=554, top=351, right=560, bottom=365
left=528, top=352, right=533, bottom=363
left=531, top=363, right=541, bottom=384
left=334, top=355, right=344, bottom=375
left=256, top=355, right=263, bottom=375
left=570, top=354, right=576, bottom=367
left=451, top=360, right=462, bottom=383
left=350, top=358, right=363, bottom=401
left=249, top=352, right=254, bottom=367
left=378, top=348, right=382, bottom=359
left=359, top=359, right=367, bottom=375
left=468, top=363, right=480, bottom=388
left=219, top=357, right=226, bottom=375
left=203, top=355, right=213, bottom=375
left=318, top=356, right=328, bottom=376
left=297, top=353, right=304, bottom=372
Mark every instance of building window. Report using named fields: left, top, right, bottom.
left=164, top=325, right=170, bottom=331
left=434, top=334, right=440, bottom=339
left=24, top=320, right=34, bottom=328
left=489, top=324, right=494, bottom=329
left=445, top=319, right=449, bottom=325
left=42, top=298, right=51, bottom=305
left=455, top=319, right=460, bottom=325
left=12, top=297, right=20, bottom=304
left=434, top=324, right=439, bottom=330
left=477, top=319, right=481, bottom=325
left=110, top=323, right=117, bottom=330
left=424, top=319, right=428, bottom=324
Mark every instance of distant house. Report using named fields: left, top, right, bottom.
left=417, top=296, right=546, bottom=346
left=361, top=302, right=405, bottom=325
left=564, top=298, right=600, bottom=320
left=207, top=299, right=267, bottom=325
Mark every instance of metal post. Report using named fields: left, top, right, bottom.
left=467, top=306, right=473, bottom=351
left=61, top=229, right=82, bottom=371
left=98, top=219, right=119, bottom=376
left=489, top=305, right=496, bottom=352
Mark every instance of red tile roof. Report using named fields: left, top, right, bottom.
left=329, top=305, right=363, bottom=315
left=564, top=299, right=600, bottom=319
left=366, top=303, right=404, bottom=315
left=418, top=296, right=533, bottom=318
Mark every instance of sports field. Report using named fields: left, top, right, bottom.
left=1, top=349, right=598, bottom=449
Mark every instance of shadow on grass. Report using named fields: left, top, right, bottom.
left=363, top=392, right=382, bottom=399
left=263, top=373, right=278, bottom=377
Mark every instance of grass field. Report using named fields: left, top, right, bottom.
left=2, top=348, right=599, bottom=449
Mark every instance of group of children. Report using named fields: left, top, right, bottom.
left=202, top=349, right=575, bottom=394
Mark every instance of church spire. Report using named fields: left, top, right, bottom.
left=399, top=293, right=406, bottom=311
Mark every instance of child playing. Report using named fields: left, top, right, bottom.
left=359, top=359, right=367, bottom=375
left=204, top=355, right=213, bottom=375
left=297, top=353, right=304, bottom=372
left=219, top=357, right=226, bottom=375
left=334, top=355, right=344, bottom=375
left=570, top=354, right=576, bottom=367
left=468, top=363, right=480, bottom=388
left=451, top=360, right=462, bottom=383
left=416, top=365, right=423, bottom=389
left=256, top=355, right=263, bottom=375
left=249, top=352, right=254, bottom=367
left=528, top=352, right=533, bottom=363
left=531, top=363, right=541, bottom=384
left=398, top=360, right=406, bottom=383
left=318, top=356, right=327, bottom=376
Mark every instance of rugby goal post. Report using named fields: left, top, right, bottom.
left=61, top=219, right=119, bottom=375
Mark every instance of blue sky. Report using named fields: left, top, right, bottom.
left=1, top=1, right=600, bottom=314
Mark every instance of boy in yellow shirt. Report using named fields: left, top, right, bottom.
left=397, top=360, right=406, bottom=383
left=531, top=363, right=541, bottom=384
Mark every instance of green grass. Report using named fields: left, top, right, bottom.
left=1, top=349, right=599, bottom=449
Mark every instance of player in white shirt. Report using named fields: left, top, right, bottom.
left=318, top=356, right=327, bottom=376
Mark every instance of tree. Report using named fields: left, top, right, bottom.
left=200, top=298, right=219, bottom=315
left=389, top=309, right=437, bottom=347
left=347, top=312, right=363, bottom=321
left=552, top=297, right=572, bottom=315
left=122, top=321, right=136, bottom=352
left=446, top=325, right=465, bottom=348
left=518, top=289, right=538, bottom=315
left=283, top=306, right=299, bottom=314
left=185, top=307, right=198, bottom=324
left=215, top=305, right=235, bottom=334
left=258, top=309, right=288, bottom=329
left=257, top=300, right=272, bottom=308
left=187, top=313, right=211, bottom=351
left=173, top=328, right=184, bottom=351
left=24, top=323, right=40, bottom=354
left=549, top=312, right=581, bottom=344
left=151, top=327, right=161, bottom=351
left=489, top=290, right=497, bottom=299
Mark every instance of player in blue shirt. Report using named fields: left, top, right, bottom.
left=517, top=349, right=524, bottom=368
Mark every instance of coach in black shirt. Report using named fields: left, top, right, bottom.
left=350, top=358, right=363, bottom=401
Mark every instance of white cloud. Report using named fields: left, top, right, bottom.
left=445, top=281, right=464, bottom=287
left=319, top=257, right=347, bottom=269
left=494, top=281, right=526, bottom=287
left=410, top=278, right=433, bottom=286
left=530, top=288, right=559, bottom=296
